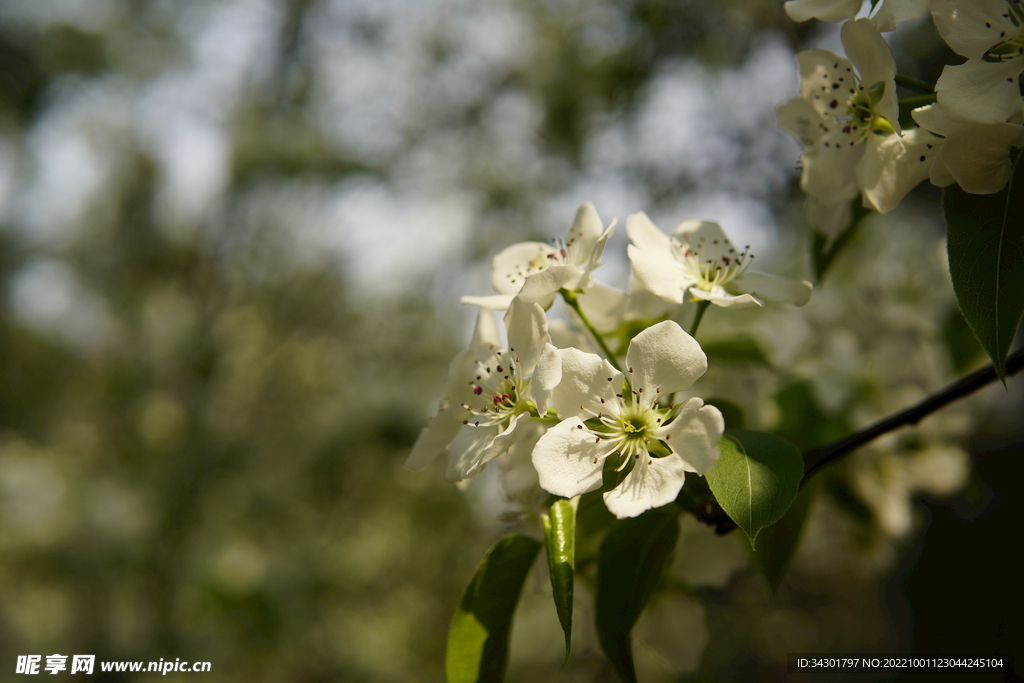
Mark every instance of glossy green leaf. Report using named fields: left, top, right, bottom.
left=748, top=479, right=818, bottom=592
left=541, top=498, right=577, bottom=662
left=944, top=148, right=1024, bottom=382
left=446, top=534, right=541, bottom=683
left=705, top=430, right=803, bottom=543
left=942, top=305, right=985, bottom=373
left=595, top=506, right=679, bottom=683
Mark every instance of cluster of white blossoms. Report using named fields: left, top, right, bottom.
left=779, top=0, right=1024, bottom=237
left=408, top=203, right=812, bottom=518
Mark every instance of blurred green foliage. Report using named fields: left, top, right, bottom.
left=0, top=1, right=1017, bottom=682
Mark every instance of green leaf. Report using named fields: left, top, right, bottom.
left=944, top=149, right=1024, bottom=382
left=748, top=479, right=818, bottom=592
left=942, top=305, right=985, bottom=373
left=446, top=534, right=542, bottom=683
left=541, top=498, right=577, bottom=662
left=705, top=430, right=803, bottom=543
left=595, top=506, right=680, bottom=683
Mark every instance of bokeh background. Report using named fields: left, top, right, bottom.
left=0, top=0, right=1021, bottom=681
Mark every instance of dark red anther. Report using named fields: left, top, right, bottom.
left=473, top=385, right=483, bottom=395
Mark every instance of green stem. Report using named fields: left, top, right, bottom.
left=560, top=288, right=623, bottom=372
left=688, top=300, right=711, bottom=338
left=894, top=74, right=935, bottom=94
left=899, top=94, right=936, bottom=109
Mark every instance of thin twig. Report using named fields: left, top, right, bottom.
left=688, top=300, right=711, bottom=338
left=560, top=288, right=623, bottom=372
left=894, top=74, right=935, bottom=93
left=803, top=347, right=1024, bottom=479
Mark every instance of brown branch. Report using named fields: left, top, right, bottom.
left=803, top=347, right=1024, bottom=479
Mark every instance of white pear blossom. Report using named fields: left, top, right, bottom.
left=627, top=213, right=812, bottom=309
left=912, top=102, right=1024, bottom=193
left=932, top=0, right=1024, bottom=124
left=777, top=19, right=910, bottom=212
left=461, top=202, right=615, bottom=311
left=405, top=298, right=550, bottom=482
left=784, top=0, right=930, bottom=31
left=530, top=321, right=724, bottom=519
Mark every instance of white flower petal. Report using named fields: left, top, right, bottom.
left=625, top=321, right=706, bottom=406
left=936, top=59, right=1024, bottom=125
left=532, top=417, right=615, bottom=498
left=842, top=19, right=899, bottom=131
left=468, top=306, right=500, bottom=348
left=443, top=309, right=500, bottom=398
left=628, top=243, right=692, bottom=304
left=444, top=424, right=501, bottom=482
left=504, top=298, right=550, bottom=375
left=627, top=212, right=672, bottom=250
left=911, top=103, right=955, bottom=136
left=603, top=453, right=688, bottom=519
left=688, top=287, right=762, bottom=309
left=937, top=121, right=1024, bottom=194
left=459, top=293, right=516, bottom=310
left=784, top=0, right=862, bottom=23
left=565, top=201, right=605, bottom=265
left=517, top=264, right=584, bottom=309
left=796, top=49, right=855, bottom=117
left=531, top=343, right=563, bottom=415
left=776, top=97, right=824, bottom=147
left=626, top=215, right=696, bottom=305
left=931, top=0, right=1018, bottom=59
left=405, top=405, right=466, bottom=469
left=481, top=412, right=531, bottom=466
left=577, top=282, right=629, bottom=334
left=856, top=128, right=943, bottom=213
left=672, top=220, right=735, bottom=263
left=546, top=320, right=597, bottom=355
left=655, top=398, right=724, bottom=474
left=549, top=347, right=623, bottom=418
left=489, top=241, right=559, bottom=295
left=585, top=221, right=616, bottom=274
left=800, top=138, right=865, bottom=202
left=734, top=271, right=813, bottom=306
left=566, top=201, right=616, bottom=273
left=929, top=155, right=957, bottom=188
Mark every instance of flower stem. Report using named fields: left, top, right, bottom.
left=894, top=74, right=935, bottom=93
left=560, top=288, right=623, bottom=372
left=898, top=94, right=936, bottom=109
left=688, top=300, right=711, bottom=338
